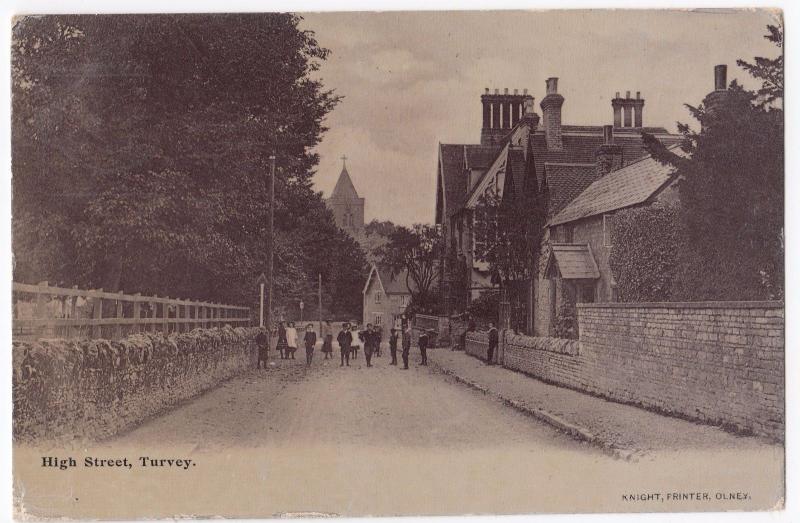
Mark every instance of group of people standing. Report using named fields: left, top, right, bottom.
left=255, top=319, right=431, bottom=370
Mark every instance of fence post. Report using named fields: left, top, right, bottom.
left=115, top=292, right=123, bottom=340
left=498, top=287, right=511, bottom=365
left=163, top=298, right=171, bottom=334
left=132, top=293, right=141, bottom=334
left=92, top=289, right=103, bottom=339
left=68, top=285, right=79, bottom=339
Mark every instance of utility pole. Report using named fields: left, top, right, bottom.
left=267, top=152, right=276, bottom=331
left=318, top=273, right=322, bottom=335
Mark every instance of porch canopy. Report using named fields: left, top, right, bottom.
left=546, top=244, right=600, bottom=279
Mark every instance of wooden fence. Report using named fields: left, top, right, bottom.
left=12, top=282, right=251, bottom=341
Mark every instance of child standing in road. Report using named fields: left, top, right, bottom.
left=303, top=324, right=317, bottom=366
left=286, top=322, right=298, bottom=360
left=276, top=321, right=288, bottom=359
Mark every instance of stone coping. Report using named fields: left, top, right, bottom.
left=578, top=300, right=783, bottom=310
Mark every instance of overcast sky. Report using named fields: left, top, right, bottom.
left=300, top=9, right=780, bottom=226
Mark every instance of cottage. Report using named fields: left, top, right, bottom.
left=541, top=142, right=683, bottom=335
left=362, top=264, right=414, bottom=331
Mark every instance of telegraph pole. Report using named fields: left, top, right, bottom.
left=267, top=152, right=276, bottom=331
left=318, top=273, right=322, bottom=335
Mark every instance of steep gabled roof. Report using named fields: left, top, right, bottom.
left=439, top=143, right=502, bottom=219
left=549, top=144, right=685, bottom=226
left=330, top=163, right=359, bottom=200
left=363, top=264, right=415, bottom=296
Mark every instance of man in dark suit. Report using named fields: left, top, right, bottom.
left=418, top=329, right=429, bottom=366
left=388, top=328, right=399, bottom=365
left=487, top=321, right=498, bottom=365
left=401, top=325, right=412, bottom=369
left=337, top=323, right=352, bottom=367
left=362, top=323, right=375, bottom=367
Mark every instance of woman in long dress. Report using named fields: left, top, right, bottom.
left=285, top=322, right=298, bottom=360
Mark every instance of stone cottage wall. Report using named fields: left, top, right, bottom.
left=13, top=326, right=258, bottom=443
left=502, top=301, right=784, bottom=440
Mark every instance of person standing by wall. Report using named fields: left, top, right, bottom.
left=418, top=329, right=429, bottom=366
left=337, top=322, right=352, bottom=367
left=303, top=324, right=317, bottom=366
left=487, top=321, right=498, bottom=365
left=321, top=320, right=334, bottom=360
left=388, top=328, right=398, bottom=366
left=401, top=325, right=412, bottom=370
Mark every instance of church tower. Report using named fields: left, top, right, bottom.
left=326, top=156, right=365, bottom=237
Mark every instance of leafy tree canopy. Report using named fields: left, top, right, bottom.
left=13, top=14, right=366, bottom=316
left=642, top=24, right=783, bottom=300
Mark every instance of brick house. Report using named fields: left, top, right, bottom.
left=362, top=264, right=414, bottom=331
left=435, top=78, right=682, bottom=332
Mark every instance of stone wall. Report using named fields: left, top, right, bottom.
left=502, top=302, right=784, bottom=441
left=465, top=331, right=489, bottom=360
left=13, top=326, right=257, bottom=443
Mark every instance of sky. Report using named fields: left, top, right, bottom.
left=300, top=9, right=781, bottom=226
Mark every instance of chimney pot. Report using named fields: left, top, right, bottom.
left=626, top=90, right=631, bottom=99
left=714, top=64, right=727, bottom=91
left=546, top=77, right=559, bottom=95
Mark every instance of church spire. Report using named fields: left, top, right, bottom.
left=331, top=154, right=359, bottom=199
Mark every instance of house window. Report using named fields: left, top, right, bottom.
left=400, top=295, right=407, bottom=306
left=374, top=313, right=383, bottom=326
left=603, top=215, right=612, bottom=247
left=375, top=292, right=382, bottom=304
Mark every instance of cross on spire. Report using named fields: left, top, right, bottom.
left=340, top=155, right=347, bottom=169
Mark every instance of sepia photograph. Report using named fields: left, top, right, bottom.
left=8, top=6, right=786, bottom=520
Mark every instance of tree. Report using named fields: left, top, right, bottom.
left=473, top=184, right=546, bottom=332
left=376, top=224, right=442, bottom=314
left=361, top=219, right=400, bottom=264
left=642, top=24, right=783, bottom=300
left=12, top=14, right=366, bottom=313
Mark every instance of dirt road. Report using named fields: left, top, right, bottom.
left=15, top=350, right=783, bottom=518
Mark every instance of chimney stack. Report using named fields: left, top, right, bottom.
left=540, top=77, right=564, bottom=151
left=633, top=91, right=645, bottom=128
left=714, top=64, right=727, bottom=91
left=481, top=88, right=534, bottom=146
left=595, top=124, right=623, bottom=176
left=623, top=91, right=633, bottom=127
left=704, top=64, right=729, bottom=126
left=612, top=92, right=623, bottom=128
